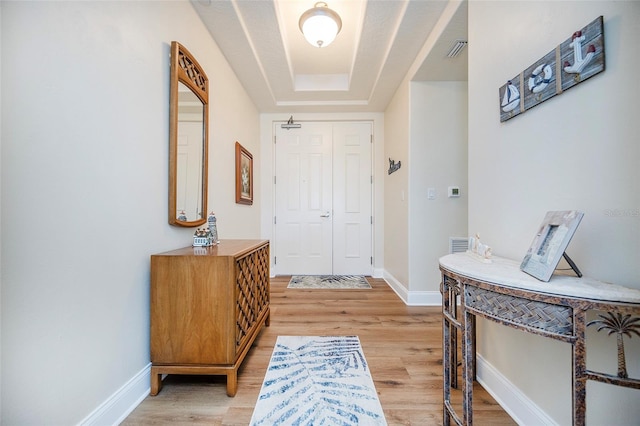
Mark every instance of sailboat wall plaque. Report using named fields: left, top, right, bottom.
left=499, top=16, right=605, bottom=123
left=499, top=75, right=523, bottom=122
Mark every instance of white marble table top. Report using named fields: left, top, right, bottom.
left=439, top=252, right=640, bottom=304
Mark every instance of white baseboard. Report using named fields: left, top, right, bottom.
left=476, top=354, right=557, bottom=426
left=78, top=363, right=151, bottom=426
left=382, top=270, right=441, bottom=306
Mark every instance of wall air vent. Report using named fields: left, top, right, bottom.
left=447, top=40, right=468, bottom=58
left=449, top=237, right=469, bottom=254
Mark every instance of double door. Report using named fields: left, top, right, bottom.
left=274, top=122, right=372, bottom=275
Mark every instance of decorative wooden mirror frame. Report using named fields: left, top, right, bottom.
left=168, top=41, right=209, bottom=227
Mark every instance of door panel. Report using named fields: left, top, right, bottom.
left=176, top=122, right=204, bottom=220
left=275, top=123, right=333, bottom=274
left=332, top=123, right=372, bottom=275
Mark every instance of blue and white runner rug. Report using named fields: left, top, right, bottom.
left=249, top=336, right=387, bottom=425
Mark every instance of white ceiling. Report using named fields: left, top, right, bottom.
left=191, top=0, right=468, bottom=113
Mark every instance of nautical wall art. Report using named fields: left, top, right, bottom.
left=388, top=158, right=401, bottom=175
left=500, top=74, right=524, bottom=120
left=500, top=16, right=605, bottom=122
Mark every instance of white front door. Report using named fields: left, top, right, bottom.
left=274, top=121, right=372, bottom=276
left=275, top=123, right=333, bottom=274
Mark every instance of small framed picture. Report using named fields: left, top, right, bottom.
left=235, top=142, right=253, bottom=205
left=520, top=210, right=584, bottom=281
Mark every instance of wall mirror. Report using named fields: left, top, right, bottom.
left=169, top=41, right=209, bottom=227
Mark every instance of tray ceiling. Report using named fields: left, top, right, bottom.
left=191, top=0, right=468, bottom=113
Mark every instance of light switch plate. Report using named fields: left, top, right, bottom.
left=448, top=186, right=460, bottom=198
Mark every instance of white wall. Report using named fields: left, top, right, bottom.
left=0, top=1, right=259, bottom=424
left=383, top=79, right=468, bottom=304
left=383, top=83, right=410, bottom=288
left=380, top=0, right=470, bottom=304
left=409, top=81, right=468, bottom=296
left=259, top=113, right=385, bottom=276
left=469, top=2, right=639, bottom=424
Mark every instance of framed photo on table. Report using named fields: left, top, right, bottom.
left=235, top=142, right=253, bottom=205
left=520, top=210, right=584, bottom=281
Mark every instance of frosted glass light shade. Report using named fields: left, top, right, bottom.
left=299, top=2, right=342, bottom=48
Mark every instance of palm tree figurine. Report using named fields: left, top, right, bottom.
left=587, top=312, right=640, bottom=379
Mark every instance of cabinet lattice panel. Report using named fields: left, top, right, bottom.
left=255, top=245, right=270, bottom=314
left=236, top=245, right=269, bottom=348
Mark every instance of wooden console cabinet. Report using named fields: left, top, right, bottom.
left=150, top=239, right=270, bottom=397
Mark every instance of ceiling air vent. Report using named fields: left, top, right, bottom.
left=447, top=40, right=468, bottom=58
left=449, top=237, right=469, bottom=254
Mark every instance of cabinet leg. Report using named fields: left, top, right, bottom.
left=150, top=367, right=163, bottom=396
left=226, top=372, right=238, bottom=397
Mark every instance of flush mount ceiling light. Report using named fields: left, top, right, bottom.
left=299, top=2, right=342, bottom=48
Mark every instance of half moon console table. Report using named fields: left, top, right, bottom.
left=439, top=253, right=640, bottom=426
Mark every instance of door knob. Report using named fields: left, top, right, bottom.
left=320, top=212, right=331, bottom=218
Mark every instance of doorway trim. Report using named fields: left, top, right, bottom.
left=259, top=113, right=385, bottom=278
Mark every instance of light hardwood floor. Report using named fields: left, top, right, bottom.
left=123, top=276, right=515, bottom=425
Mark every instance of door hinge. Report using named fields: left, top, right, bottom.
left=274, top=176, right=276, bottom=185
left=370, top=256, right=373, bottom=265
left=371, top=175, right=373, bottom=184
left=274, top=216, right=277, bottom=224
left=370, top=216, right=373, bottom=224
left=274, top=256, right=277, bottom=265
left=274, top=135, right=277, bottom=144
left=370, top=134, right=373, bottom=143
